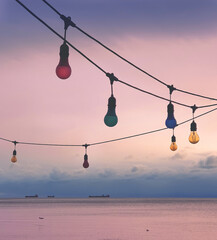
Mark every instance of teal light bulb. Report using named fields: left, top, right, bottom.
left=104, top=95, right=118, bottom=127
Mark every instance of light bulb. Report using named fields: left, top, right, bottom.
left=170, top=135, right=177, bottom=151
left=170, top=142, right=177, bottom=151
left=104, top=95, right=118, bottom=127
left=83, top=154, right=89, bottom=168
left=165, top=102, right=177, bottom=129
left=189, top=121, right=199, bottom=144
left=189, top=131, right=199, bottom=144
left=56, top=42, right=71, bottom=79
left=11, top=150, right=17, bottom=163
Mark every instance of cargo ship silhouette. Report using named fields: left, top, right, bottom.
left=88, top=194, right=110, bottom=198
left=25, top=194, right=38, bottom=198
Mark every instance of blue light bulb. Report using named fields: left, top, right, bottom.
left=165, top=102, right=177, bottom=129
left=104, top=95, right=118, bottom=127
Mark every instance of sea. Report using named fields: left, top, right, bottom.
left=0, top=198, right=217, bottom=240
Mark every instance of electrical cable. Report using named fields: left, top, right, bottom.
left=12, top=1, right=217, bottom=151
left=14, top=0, right=217, bottom=110
left=41, top=0, right=217, bottom=102
left=0, top=107, right=217, bottom=148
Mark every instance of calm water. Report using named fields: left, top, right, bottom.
left=0, top=198, right=217, bottom=240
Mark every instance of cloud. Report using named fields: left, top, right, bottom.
left=98, top=169, right=116, bottom=178
left=49, top=168, right=72, bottom=181
left=1, top=169, right=217, bottom=198
left=131, top=166, right=138, bottom=173
left=125, top=155, right=133, bottom=160
left=198, top=156, right=217, bottom=169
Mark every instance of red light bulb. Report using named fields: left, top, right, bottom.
left=83, top=154, right=89, bottom=168
left=56, top=42, right=71, bottom=79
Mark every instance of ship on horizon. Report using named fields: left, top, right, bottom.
left=25, top=194, right=38, bottom=198
left=88, top=194, right=110, bottom=198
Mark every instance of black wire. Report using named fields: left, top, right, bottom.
left=0, top=137, right=13, bottom=143
left=15, top=0, right=107, bottom=75
left=41, top=0, right=217, bottom=102
left=89, top=127, right=167, bottom=146
left=75, top=29, right=217, bottom=102
left=117, top=79, right=191, bottom=108
left=42, top=0, right=61, bottom=15
left=195, top=103, right=217, bottom=109
left=16, top=142, right=82, bottom=147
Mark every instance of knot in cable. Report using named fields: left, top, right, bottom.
left=106, top=73, right=119, bottom=85
left=60, top=15, right=76, bottom=29
left=167, top=84, right=176, bottom=95
left=191, top=104, right=198, bottom=113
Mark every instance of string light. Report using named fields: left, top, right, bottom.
left=41, top=0, right=217, bottom=102
left=104, top=73, right=118, bottom=127
left=11, top=141, right=17, bottom=163
left=56, top=16, right=71, bottom=79
left=165, top=85, right=177, bottom=129
left=0, top=106, right=215, bottom=168
left=15, top=0, right=217, bottom=111
left=56, top=42, right=71, bottom=79
left=8, top=1, right=217, bottom=168
left=170, top=129, right=177, bottom=151
left=189, top=105, right=199, bottom=144
left=83, top=144, right=89, bottom=168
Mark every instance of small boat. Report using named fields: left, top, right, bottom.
left=25, top=194, right=38, bottom=198
left=47, top=195, right=55, bottom=198
left=88, top=194, right=110, bottom=198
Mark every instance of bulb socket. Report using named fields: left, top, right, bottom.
left=13, top=150, right=17, bottom=156
left=167, top=102, right=174, bottom=114
left=171, top=135, right=176, bottom=143
left=84, top=154, right=88, bottom=161
left=60, top=43, right=69, bottom=59
left=190, top=121, right=197, bottom=131
left=108, top=95, right=116, bottom=108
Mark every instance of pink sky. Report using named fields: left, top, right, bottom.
left=1, top=0, right=217, bottom=197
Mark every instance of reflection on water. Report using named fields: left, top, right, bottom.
left=0, top=198, right=217, bottom=240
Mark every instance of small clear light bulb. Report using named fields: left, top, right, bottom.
left=56, top=42, right=71, bottom=79
left=189, top=121, right=199, bottom=144
left=104, top=95, right=118, bottom=127
left=170, top=135, right=177, bottom=151
left=165, top=102, right=177, bottom=129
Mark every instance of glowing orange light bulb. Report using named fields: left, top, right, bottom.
left=170, top=142, right=178, bottom=151
left=56, top=42, right=71, bottom=79
left=11, top=150, right=17, bottom=163
left=83, top=154, right=89, bottom=168
left=170, top=135, right=177, bottom=151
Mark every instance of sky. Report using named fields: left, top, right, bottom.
left=1, top=0, right=217, bottom=198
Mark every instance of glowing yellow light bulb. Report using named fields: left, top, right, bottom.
left=189, top=120, right=199, bottom=144
left=189, top=131, right=199, bottom=144
left=170, top=142, right=178, bottom=151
